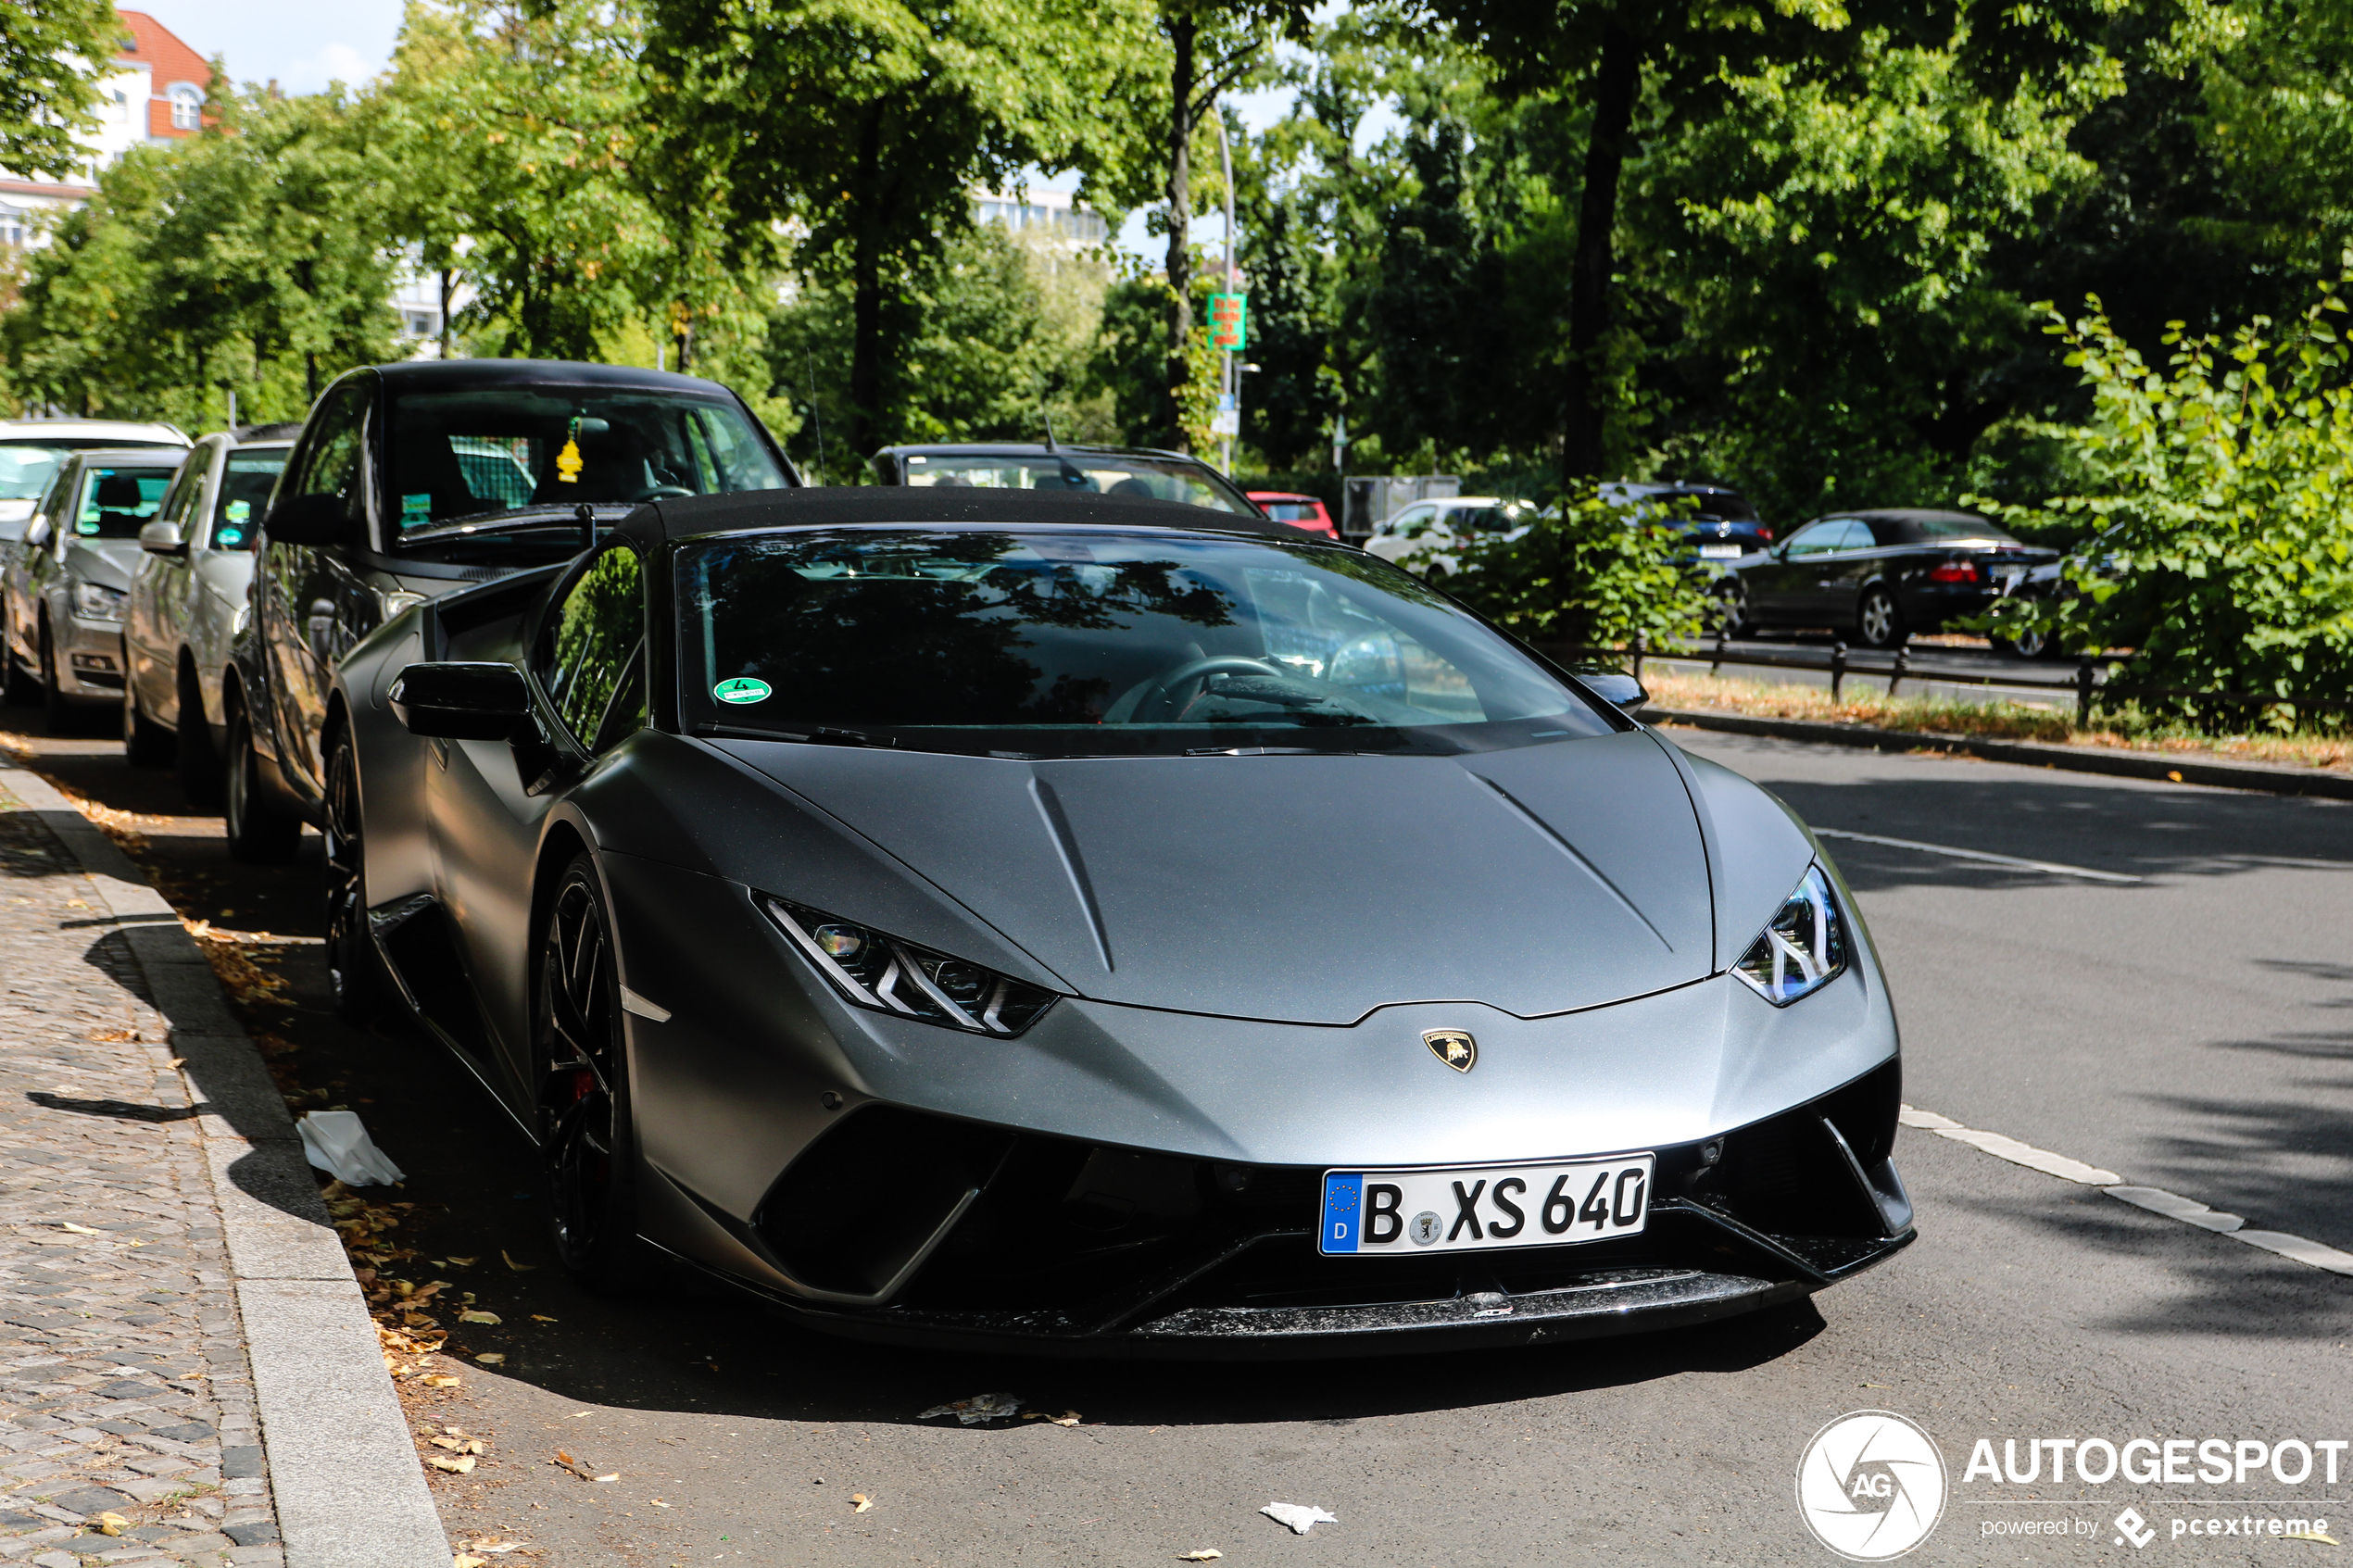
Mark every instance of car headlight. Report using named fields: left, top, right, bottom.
left=761, top=897, right=1058, bottom=1036
left=71, top=581, right=127, bottom=621
left=1731, top=864, right=1848, bottom=1006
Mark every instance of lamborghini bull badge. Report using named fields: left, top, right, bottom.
left=1424, top=1029, right=1478, bottom=1073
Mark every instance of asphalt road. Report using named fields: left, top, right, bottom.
left=5, top=698, right=2348, bottom=1567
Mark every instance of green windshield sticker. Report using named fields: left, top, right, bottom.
left=401, top=492, right=432, bottom=522
left=713, top=677, right=772, bottom=705
left=225, top=500, right=250, bottom=522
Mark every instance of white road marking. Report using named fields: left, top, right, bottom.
left=1814, top=827, right=2144, bottom=884
left=1898, top=1105, right=2353, bottom=1278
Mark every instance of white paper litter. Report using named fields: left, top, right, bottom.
left=1261, top=1502, right=1338, bottom=1536
left=917, top=1392, right=1024, bottom=1425
left=296, top=1110, right=406, bottom=1185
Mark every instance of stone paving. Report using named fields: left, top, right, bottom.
left=0, top=783, right=284, bottom=1568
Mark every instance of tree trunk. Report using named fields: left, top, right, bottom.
left=305, top=353, right=318, bottom=404
left=1163, top=14, right=1196, bottom=452
left=847, top=101, right=885, bottom=468
left=1562, top=22, right=1641, bottom=485
left=437, top=267, right=453, bottom=359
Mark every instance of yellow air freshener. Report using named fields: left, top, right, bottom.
left=555, top=417, right=585, bottom=484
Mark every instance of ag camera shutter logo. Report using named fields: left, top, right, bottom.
left=1796, top=1411, right=1947, bottom=1561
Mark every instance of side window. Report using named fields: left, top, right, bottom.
left=1390, top=506, right=1432, bottom=538
left=283, top=383, right=371, bottom=521
left=1825, top=520, right=1873, bottom=552
left=542, top=546, right=645, bottom=749
left=157, top=459, right=203, bottom=529
left=1784, top=521, right=1845, bottom=558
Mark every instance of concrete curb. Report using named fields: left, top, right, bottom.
left=0, top=761, right=449, bottom=1568
left=1646, top=708, right=2353, bottom=801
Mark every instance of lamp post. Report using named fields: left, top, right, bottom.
left=1214, top=101, right=1239, bottom=476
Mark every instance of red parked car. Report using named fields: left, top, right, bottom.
left=1247, top=491, right=1337, bottom=538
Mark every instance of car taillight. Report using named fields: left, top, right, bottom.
left=1756, top=527, right=1773, bottom=541
left=1928, top=559, right=1980, bottom=583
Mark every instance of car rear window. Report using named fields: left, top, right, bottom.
left=1261, top=501, right=1320, bottom=521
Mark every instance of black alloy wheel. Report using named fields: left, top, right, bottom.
left=1856, top=585, right=1907, bottom=650
left=322, top=729, right=386, bottom=1022
left=222, top=702, right=299, bottom=864
left=537, top=852, right=651, bottom=1290
left=2008, top=623, right=2057, bottom=660
left=122, top=678, right=173, bottom=766
left=175, top=660, right=223, bottom=809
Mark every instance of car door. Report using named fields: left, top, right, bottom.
left=7, top=461, right=74, bottom=666
left=1745, top=519, right=1848, bottom=623
left=259, top=383, right=371, bottom=797
left=431, top=541, right=647, bottom=1087
left=1798, top=520, right=1877, bottom=623
left=129, top=452, right=206, bottom=722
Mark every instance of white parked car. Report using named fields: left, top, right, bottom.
left=0, top=420, right=189, bottom=587
left=1364, top=495, right=1538, bottom=576
left=122, top=433, right=292, bottom=802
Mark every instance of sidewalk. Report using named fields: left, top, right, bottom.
left=0, top=766, right=445, bottom=1568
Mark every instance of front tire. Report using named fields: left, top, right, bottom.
left=0, top=612, right=36, bottom=707
left=175, top=661, right=223, bottom=809
left=538, top=853, right=655, bottom=1292
left=1711, top=582, right=1754, bottom=638
left=1856, top=586, right=1907, bottom=649
left=323, top=728, right=388, bottom=1022
left=223, top=702, right=300, bottom=864
left=38, top=622, right=77, bottom=734
left=123, top=678, right=173, bottom=766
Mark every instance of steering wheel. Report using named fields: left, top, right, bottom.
left=1133, top=655, right=1288, bottom=723
left=630, top=483, right=696, bottom=501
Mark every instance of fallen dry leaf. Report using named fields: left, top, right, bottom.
left=1022, top=1410, right=1081, bottom=1426
left=429, top=1455, right=476, bottom=1474
left=851, top=1494, right=873, bottom=1513
left=530, top=1313, right=559, bottom=1323
left=1177, top=1552, right=1222, bottom=1562
left=501, top=1249, right=536, bottom=1271
left=432, top=1436, right=465, bottom=1450
left=650, top=1499, right=671, bottom=1508
left=58, top=1223, right=102, bottom=1236
left=94, top=1512, right=129, bottom=1537
left=459, top=1309, right=501, bottom=1324
left=453, top=1556, right=487, bottom=1568
left=422, top=1375, right=461, bottom=1388
left=476, top=1353, right=506, bottom=1365
left=447, top=1255, right=478, bottom=1266
left=595, top=1474, right=620, bottom=1484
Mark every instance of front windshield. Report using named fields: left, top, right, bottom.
left=387, top=386, right=787, bottom=531
left=210, top=448, right=287, bottom=550
left=675, top=528, right=1616, bottom=758
left=0, top=445, right=68, bottom=501
left=901, top=454, right=1253, bottom=515
left=72, top=464, right=177, bottom=538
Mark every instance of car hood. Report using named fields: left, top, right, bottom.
left=712, top=729, right=1720, bottom=1026
left=65, top=537, right=141, bottom=591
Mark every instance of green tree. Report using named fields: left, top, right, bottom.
left=1440, top=488, right=1708, bottom=648
left=0, top=0, right=119, bottom=182
left=1977, top=283, right=2353, bottom=726
left=644, top=0, right=1155, bottom=461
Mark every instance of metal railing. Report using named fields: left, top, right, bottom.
left=1532, top=634, right=2353, bottom=729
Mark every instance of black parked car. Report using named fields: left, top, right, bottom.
left=1713, top=508, right=2056, bottom=648
left=224, top=358, right=797, bottom=930
left=1601, top=481, right=1773, bottom=560
left=873, top=443, right=1265, bottom=518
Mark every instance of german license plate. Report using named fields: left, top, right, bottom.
left=1318, top=1155, right=1654, bottom=1256
left=1698, top=544, right=1743, bottom=558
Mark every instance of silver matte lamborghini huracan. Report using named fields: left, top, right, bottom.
left=323, top=486, right=1912, bottom=1356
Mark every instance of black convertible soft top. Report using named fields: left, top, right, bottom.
left=620, top=486, right=1305, bottom=546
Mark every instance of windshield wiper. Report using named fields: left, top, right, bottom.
left=693, top=721, right=895, bottom=748
left=399, top=505, right=634, bottom=545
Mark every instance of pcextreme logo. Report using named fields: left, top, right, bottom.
left=1797, top=1411, right=1950, bottom=1561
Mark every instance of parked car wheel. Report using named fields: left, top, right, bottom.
left=538, top=853, right=656, bottom=1293
left=122, top=680, right=173, bottom=766
left=38, top=622, right=80, bottom=734
left=1856, top=586, right=1907, bottom=649
left=0, top=612, right=36, bottom=707
left=223, top=701, right=300, bottom=864
left=323, top=728, right=389, bottom=1022
left=175, top=661, right=223, bottom=809
left=1711, top=582, right=1754, bottom=638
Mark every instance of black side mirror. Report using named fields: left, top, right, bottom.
left=389, top=662, right=535, bottom=741
left=1578, top=670, right=1650, bottom=715
left=265, top=492, right=356, bottom=546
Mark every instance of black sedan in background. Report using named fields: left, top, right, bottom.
left=1600, top=481, right=1773, bottom=560
left=1713, top=508, right=2056, bottom=648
